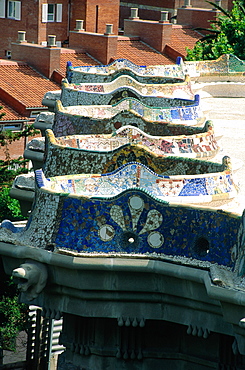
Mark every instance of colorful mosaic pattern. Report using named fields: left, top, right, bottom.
left=53, top=191, right=239, bottom=267
left=44, top=130, right=222, bottom=177
left=62, top=75, right=194, bottom=100
left=40, top=157, right=237, bottom=203
left=3, top=183, right=239, bottom=269
left=54, top=97, right=202, bottom=136
left=45, top=124, right=220, bottom=175
left=66, top=58, right=185, bottom=84
left=49, top=123, right=219, bottom=160
left=61, top=79, right=200, bottom=108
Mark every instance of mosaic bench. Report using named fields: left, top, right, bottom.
left=62, top=74, right=194, bottom=100
left=44, top=130, right=222, bottom=177
left=15, top=127, right=223, bottom=213
left=66, top=58, right=185, bottom=84
left=11, top=155, right=236, bottom=204
left=0, top=169, right=241, bottom=271
left=24, top=122, right=219, bottom=180
left=43, top=125, right=219, bottom=176
left=51, top=123, right=219, bottom=156
left=61, top=79, right=200, bottom=108
left=41, top=159, right=237, bottom=203
left=54, top=97, right=203, bottom=136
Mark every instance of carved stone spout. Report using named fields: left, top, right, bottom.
left=12, top=260, right=48, bottom=301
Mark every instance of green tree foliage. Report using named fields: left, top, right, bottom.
left=0, top=186, right=24, bottom=222
left=0, top=110, right=39, bottom=222
left=0, top=262, right=28, bottom=351
left=0, top=154, right=30, bottom=222
left=0, top=106, right=38, bottom=353
left=186, top=0, right=245, bottom=60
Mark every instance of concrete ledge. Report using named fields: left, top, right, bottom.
left=0, top=242, right=244, bottom=308
left=9, top=188, right=34, bottom=217
left=24, top=149, right=44, bottom=171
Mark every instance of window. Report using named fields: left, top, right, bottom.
left=0, top=0, right=5, bottom=18
left=7, top=0, right=21, bottom=20
left=30, top=111, right=41, bottom=118
left=42, top=3, right=62, bottom=23
left=0, top=0, right=21, bottom=19
left=3, top=123, right=22, bottom=131
left=47, top=4, right=54, bottom=21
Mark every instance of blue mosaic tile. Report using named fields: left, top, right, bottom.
left=52, top=189, right=240, bottom=268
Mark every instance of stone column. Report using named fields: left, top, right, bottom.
left=75, top=20, right=84, bottom=31
left=48, top=35, right=56, bottom=47
left=213, top=0, right=221, bottom=9
left=182, top=0, right=192, bottom=7
left=104, top=24, right=113, bottom=35
left=18, top=31, right=27, bottom=43
left=159, top=11, right=169, bottom=23
left=130, top=7, right=139, bottom=19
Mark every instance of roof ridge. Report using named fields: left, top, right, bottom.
left=0, top=59, right=27, bottom=66
left=118, top=36, right=140, bottom=41
left=60, top=48, right=86, bottom=54
left=138, top=39, right=167, bottom=56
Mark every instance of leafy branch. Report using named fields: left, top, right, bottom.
left=186, top=0, right=245, bottom=60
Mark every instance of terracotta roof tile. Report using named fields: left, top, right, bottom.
left=116, top=39, right=174, bottom=66
left=0, top=63, right=59, bottom=108
left=0, top=98, right=26, bottom=121
left=57, top=52, right=101, bottom=78
left=167, top=26, right=202, bottom=57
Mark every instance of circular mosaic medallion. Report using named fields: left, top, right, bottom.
left=129, top=195, right=144, bottom=210
left=99, top=224, right=115, bottom=241
left=147, top=231, right=164, bottom=249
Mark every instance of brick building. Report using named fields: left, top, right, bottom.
left=0, top=0, right=119, bottom=59
left=119, top=0, right=230, bottom=28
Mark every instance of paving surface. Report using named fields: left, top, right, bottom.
left=202, top=97, right=245, bottom=211
left=3, top=331, right=27, bottom=364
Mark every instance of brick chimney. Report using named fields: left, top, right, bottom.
left=177, top=0, right=220, bottom=30
left=69, top=22, right=118, bottom=65
left=124, top=9, right=172, bottom=53
left=11, top=32, right=60, bottom=79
